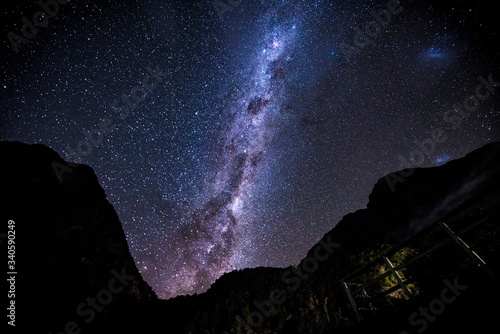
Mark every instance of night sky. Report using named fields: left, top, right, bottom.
left=1, top=0, right=499, bottom=299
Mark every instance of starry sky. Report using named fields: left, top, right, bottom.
left=1, top=0, right=499, bottom=299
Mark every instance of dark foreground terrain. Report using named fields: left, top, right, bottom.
left=2, top=140, right=500, bottom=333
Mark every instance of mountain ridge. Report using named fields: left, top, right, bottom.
left=2, top=140, right=499, bottom=333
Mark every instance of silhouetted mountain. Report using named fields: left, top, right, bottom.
left=1, top=141, right=156, bottom=333
left=2, top=141, right=499, bottom=333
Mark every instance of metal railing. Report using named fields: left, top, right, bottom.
left=339, top=186, right=499, bottom=322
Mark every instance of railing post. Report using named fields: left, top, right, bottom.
left=438, top=221, right=495, bottom=279
left=382, top=256, right=411, bottom=296
left=342, top=281, right=362, bottom=322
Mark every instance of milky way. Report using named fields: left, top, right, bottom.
left=150, top=4, right=303, bottom=296
left=1, top=0, right=499, bottom=299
